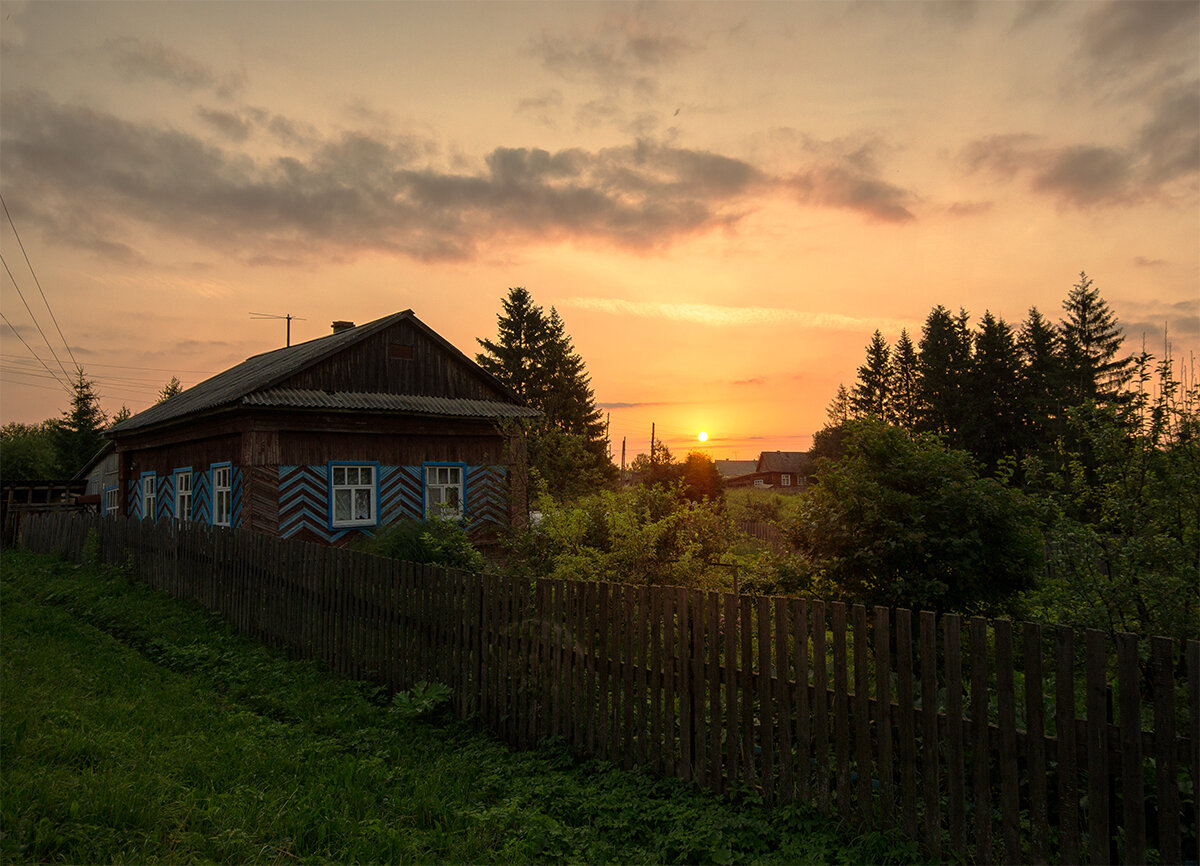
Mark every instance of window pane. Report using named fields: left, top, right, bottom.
left=333, top=489, right=351, bottom=521
left=333, top=467, right=345, bottom=485
left=354, top=489, right=371, bottom=520
left=449, top=467, right=460, bottom=483
left=362, top=466, right=374, bottom=485
left=446, top=488, right=459, bottom=508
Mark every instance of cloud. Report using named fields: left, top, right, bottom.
left=1077, top=1, right=1198, bottom=88
left=787, top=165, right=916, bottom=222
left=961, top=84, right=1199, bottom=207
left=0, top=91, right=775, bottom=264
left=733, top=377, right=766, bottom=386
left=197, top=107, right=254, bottom=142
left=529, top=10, right=693, bottom=88
left=1134, top=256, right=1166, bottom=268
left=102, top=37, right=241, bottom=96
left=516, top=89, right=564, bottom=127
left=560, top=297, right=913, bottom=332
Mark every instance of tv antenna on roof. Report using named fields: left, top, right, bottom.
left=250, top=312, right=306, bottom=347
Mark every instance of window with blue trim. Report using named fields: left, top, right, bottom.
left=424, top=464, right=464, bottom=519
left=141, top=473, right=156, bottom=520
left=330, top=464, right=377, bottom=528
left=174, top=469, right=193, bottom=521
left=213, top=464, right=232, bottom=526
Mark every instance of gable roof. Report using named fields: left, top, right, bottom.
left=714, top=459, right=757, bottom=479
left=756, top=451, right=814, bottom=474
left=108, top=311, right=535, bottom=436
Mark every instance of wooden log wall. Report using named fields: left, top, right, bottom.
left=19, top=512, right=1200, bottom=865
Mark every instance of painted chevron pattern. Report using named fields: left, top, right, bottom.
left=192, top=470, right=211, bottom=525
left=278, top=465, right=331, bottom=541
left=466, top=465, right=507, bottom=530
left=381, top=465, right=423, bottom=524
left=277, top=463, right=508, bottom=543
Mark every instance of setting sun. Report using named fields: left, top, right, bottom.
left=697, top=431, right=708, bottom=443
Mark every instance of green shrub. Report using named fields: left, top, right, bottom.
left=356, top=518, right=485, bottom=572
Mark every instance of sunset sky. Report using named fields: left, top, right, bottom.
left=2, top=1, right=1197, bottom=460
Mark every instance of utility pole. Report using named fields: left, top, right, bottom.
left=621, top=436, right=626, bottom=481
left=650, top=422, right=655, bottom=467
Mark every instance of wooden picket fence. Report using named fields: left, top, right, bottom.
left=19, top=512, right=1199, bottom=865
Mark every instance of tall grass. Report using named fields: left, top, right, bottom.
left=1, top=550, right=918, bottom=864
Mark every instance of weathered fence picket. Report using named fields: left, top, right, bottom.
left=16, top=512, right=1198, bottom=866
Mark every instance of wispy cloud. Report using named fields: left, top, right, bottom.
left=961, top=82, right=1199, bottom=208
left=102, top=37, right=243, bottom=97
left=560, top=297, right=913, bottom=332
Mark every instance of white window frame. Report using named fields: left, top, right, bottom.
left=213, top=463, right=232, bottom=527
left=424, top=463, right=465, bottom=519
left=141, top=473, right=156, bottom=520
left=329, top=463, right=378, bottom=528
left=104, top=486, right=119, bottom=516
left=174, top=469, right=193, bottom=521
left=781, top=474, right=791, bottom=486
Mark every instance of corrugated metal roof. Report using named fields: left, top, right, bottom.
left=242, top=388, right=540, bottom=418
left=757, top=451, right=813, bottom=473
left=107, top=311, right=530, bottom=435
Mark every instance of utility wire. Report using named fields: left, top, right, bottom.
left=0, top=192, right=78, bottom=370
left=0, top=310, right=71, bottom=393
left=0, top=252, right=72, bottom=384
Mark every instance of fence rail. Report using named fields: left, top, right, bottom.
left=18, top=512, right=1199, bottom=865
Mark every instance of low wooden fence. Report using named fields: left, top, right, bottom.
left=19, top=512, right=1199, bottom=864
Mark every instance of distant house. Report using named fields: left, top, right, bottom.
left=723, top=451, right=814, bottom=490
left=105, top=311, right=539, bottom=546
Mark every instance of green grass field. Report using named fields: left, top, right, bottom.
left=1, top=549, right=918, bottom=864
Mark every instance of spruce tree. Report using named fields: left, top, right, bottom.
left=540, top=307, right=605, bottom=445
left=888, top=328, right=920, bottom=431
left=1017, top=306, right=1064, bottom=449
left=850, top=330, right=891, bottom=420
left=826, top=384, right=852, bottom=424
left=157, top=376, right=183, bottom=403
left=964, top=312, right=1024, bottom=470
left=54, top=368, right=107, bottom=477
left=1060, top=272, right=1130, bottom=405
left=915, top=305, right=973, bottom=446
left=476, top=287, right=550, bottom=401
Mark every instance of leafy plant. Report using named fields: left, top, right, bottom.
left=389, top=681, right=452, bottom=719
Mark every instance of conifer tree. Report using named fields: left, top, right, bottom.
left=1017, top=306, right=1064, bottom=449
left=964, top=312, right=1024, bottom=470
left=157, top=376, right=183, bottom=403
left=915, top=305, right=972, bottom=446
left=850, top=330, right=891, bottom=420
left=826, top=384, right=852, bottom=424
left=1060, top=272, right=1130, bottom=405
left=54, top=368, right=107, bottom=477
left=888, top=328, right=920, bottom=431
left=540, top=307, right=605, bottom=445
left=476, top=287, right=550, bottom=401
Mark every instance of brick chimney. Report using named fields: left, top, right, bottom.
left=331, top=320, right=355, bottom=334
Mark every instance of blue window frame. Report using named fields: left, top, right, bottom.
left=328, top=462, right=380, bottom=529
left=173, top=467, right=193, bottom=521
left=212, top=462, right=232, bottom=527
left=423, top=462, right=466, bottom=519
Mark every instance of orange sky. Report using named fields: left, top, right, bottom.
left=2, top=1, right=1197, bottom=460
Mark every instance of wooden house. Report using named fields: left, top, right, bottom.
left=723, top=451, right=814, bottom=490
left=106, top=311, right=539, bottom=545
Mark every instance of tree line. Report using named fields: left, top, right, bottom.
left=796, top=272, right=1197, bottom=641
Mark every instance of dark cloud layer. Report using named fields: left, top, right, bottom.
left=1, top=90, right=783, bottom=264
left=103, top=37, right=242, bottom=97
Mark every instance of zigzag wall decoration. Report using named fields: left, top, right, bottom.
left=278, top=463, right=508, bottom=541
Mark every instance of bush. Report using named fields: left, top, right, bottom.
left=786, top=418, right=1040, bottom=614
left=356, top=519, right=485, bottom=572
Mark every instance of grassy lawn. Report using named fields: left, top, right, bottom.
left=1, top=549, right=918, bottom=864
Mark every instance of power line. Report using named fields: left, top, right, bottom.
left=0, top=252, right=73, bottom=384
left=0, top=192, right=78, bottom=370
left=0, top=310, right=71, bottom=393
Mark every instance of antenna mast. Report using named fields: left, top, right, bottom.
left=250, top=312, right=307, bottom=347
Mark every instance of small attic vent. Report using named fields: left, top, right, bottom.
left=389, top=343, right=414, bottom=360
left=332, top=320, right=355, bottom=334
